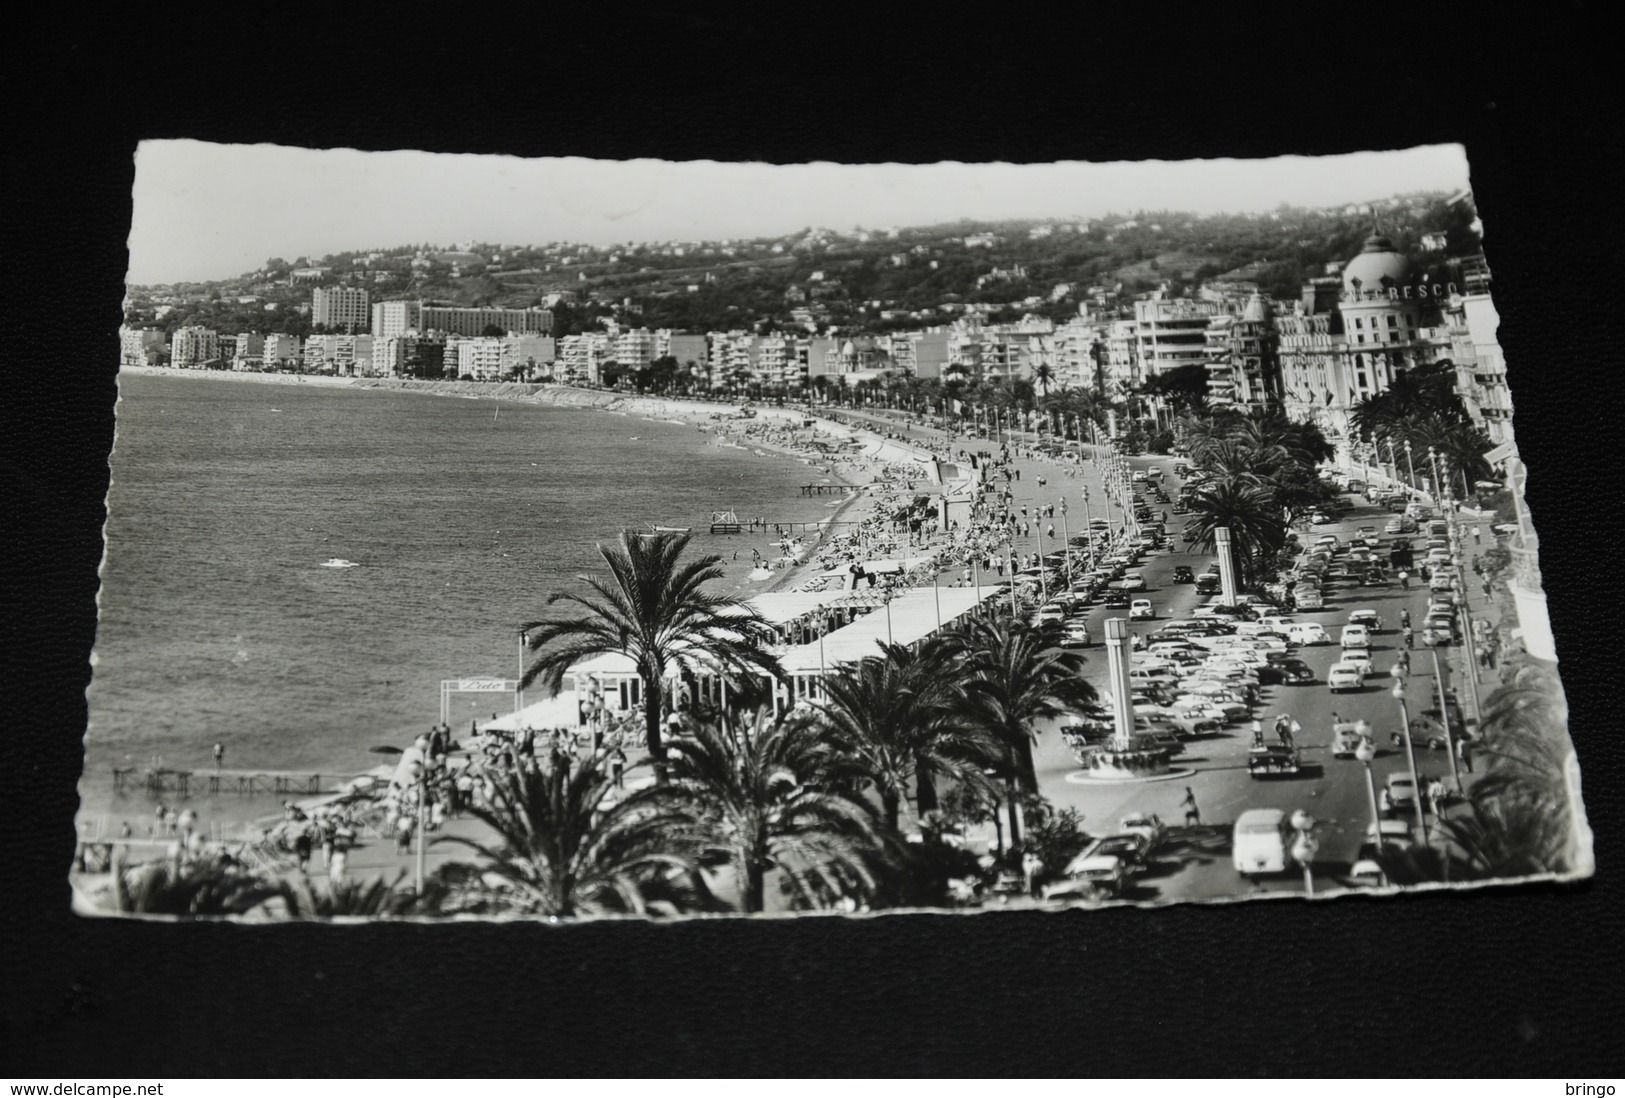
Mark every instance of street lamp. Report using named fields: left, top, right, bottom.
left=1059, top=496, right=1072, bottom=589
left=1403, top=439, right=1418, bottom=496
left=1390, top=679, right=1429, bottom=843
left=1355, top=734, right=1383, bottom=852
left=1426, top=645, right=1463, bottom=791
left=1290, top=809, right=1318, bottom=896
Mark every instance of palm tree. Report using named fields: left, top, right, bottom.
left=111, top=858, right=282, bottom=918
left=279, top=872, right=427, bottom=919
left=1184, top=479, right=1288, bottom=588
left=1033, top=363, right=1056, bottom=400
left=951, top=617, right=1096, bottom=842
left=521, top=530, right=784, bottom=781
left=644, top=710, right=888, bottom=913
left=817, top=642, right=997, bottom=832
left=441, top=753, right=712, bottom=917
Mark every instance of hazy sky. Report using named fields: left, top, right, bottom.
left=126, top=141, right=1472, bottom=285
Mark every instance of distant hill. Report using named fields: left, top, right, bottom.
left=123, top=191, right=1482, bottom=339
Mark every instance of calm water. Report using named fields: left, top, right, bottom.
left=81, top=374, right=837, bottom=825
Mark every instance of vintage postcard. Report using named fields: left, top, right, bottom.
left=77, top=141, right=1591, bottom=920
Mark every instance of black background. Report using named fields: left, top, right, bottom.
left=5, top=4, right=1622, bottom=1078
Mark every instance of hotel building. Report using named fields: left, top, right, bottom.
left=312, top=286, right=371, bottom=332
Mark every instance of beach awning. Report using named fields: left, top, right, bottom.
left=778, top=587, right=995, bottom=674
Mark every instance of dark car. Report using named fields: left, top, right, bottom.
left=1194, top=575, right=1222, bottom=596
left=1173, top=565, right=1195, bottom=584
left=1104, top=590, right=1131, bottom=609
left=1272, top=658, right=1317, bottom=684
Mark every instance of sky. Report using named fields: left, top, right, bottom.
left=125, top=141, right=1473, bottom=285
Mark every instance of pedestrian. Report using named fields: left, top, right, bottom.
left=1398, top=570, right=1410, bottom=590
left=329, top=847, right=347, bottom=884
left=1399, top=608, right=1411, bottom=630
left=212, top=742, right=224, bottom=770
left=294, top=827, right=313, bottom=874
left=1458, top=736, right=1474, bottom=774
left=395, top=813, right=413, bottom=855
left=1250, top=718, right=1264, bottom=747
left=1473, top=525, right=1482, bottom=546
left=1180, top=787, right=1200, bottom=827
left=1402, top=626, right=1414, bottom=649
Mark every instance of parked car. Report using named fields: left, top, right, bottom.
left=1059, top=621, right=1091, bottom=648
left=1273, top=658, right=1317, bottom=684
left=1082, top=833, right=1151, bottom=870
left=1233, top=808, right=1293, bottom=876
left=1050, top=854, right=1127, bottom=899
left=1118, top=813, right=1167, bottom=851
left=1035, top=602, right=1067, bottom=626
left=1380, top=773, right=1420, bottom=814
left=1286, top=622, right=1330, bottom=646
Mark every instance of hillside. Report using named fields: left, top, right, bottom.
left=123, top=190, right=1483, bottom=339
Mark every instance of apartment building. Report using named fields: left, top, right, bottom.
left=230, top=332, right=267, bottom=371
left=453, top=338, right=506, bottom=381
left=302, top=334, right=375, bottom=375
left=418, top=304, right=553, bottom=338
left=1444, top=293, right=1513, bottom=446
left=372, top=300, right=421, bottom=340
left=1132, top=296, right=1227, bottom=379
left=118, top=326, right=166, bottom=367
left=557, top=333, right=611, bottom=384
left=312, top=286, right=371, bottom=331
left=612, top=327, right=658, bottom=371
left=657, top=331, right=709, bottom=372
left=263, top=333, right=303, bottom=369
left=171, top=326, right=219, bottom=369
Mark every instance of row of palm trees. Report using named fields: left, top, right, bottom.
left=1174, top=408, right=1338, bottom=589
left=1350, top=361, right=1495, bottom=492
left=104, top=530, right=1099, bottom=919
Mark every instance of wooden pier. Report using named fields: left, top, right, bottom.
left=112, top=767, right=328, bottom=797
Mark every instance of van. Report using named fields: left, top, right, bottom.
left=1233, top=808, right=1293, bottom=876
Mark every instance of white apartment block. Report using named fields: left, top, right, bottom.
left=372, top=299, right=421, bottom=340
left=118, top=326, right=166, bottom=367
left=230, top=332, right=267, bottom=371
left=263, top=333, right=303, bottom=368
left=312, top=286, right=371, bottom=331
left=455, top=338, right=506, bottom=381
left=612, top=327, right=658, bottom=370
left=557, top=333, right=611, bottom=384
left=502, top=335, right=556, bottom=381
left=418, top=304, right=553, bottom=338
left=1133, top=297, right=1227, bottom=379
left=302, top=334, right=375, bottom=375
left=171, top=326, right=219, bottom=369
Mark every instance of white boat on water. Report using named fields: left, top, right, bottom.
left=319, top=558, right=361, bottom=568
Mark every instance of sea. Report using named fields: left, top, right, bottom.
left=78, top=372, right=845, bottom=832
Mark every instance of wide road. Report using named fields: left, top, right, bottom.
left=1026, top=458, right=1472, bottom=901
left=831, top=408, right=1478, bottom=901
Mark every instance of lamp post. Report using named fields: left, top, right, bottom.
left=1080, top=487, right=1095, bottom=572
left=1403, top=439, right=1418, bottom=496
left=1290, top=809, right=1318, bottom=896
left=1355, top=732, right=1383, bottom=852
left=1427, top=645, right=1464, bottom=791
left=1059, top=497, right=1072, bottom=589
left=1391, top=679, right=1429, bottom=843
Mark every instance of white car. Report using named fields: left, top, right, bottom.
left=1121, top=572, right=1147, bottom=592
left=1340, top=623, right=1372, bottom=648
left=1239, top=635, right=1289, bottom=654
left=1129, top=598, right=1155, bottom=620
left=1347, top=609, right=1383, bottom=633
left=1173, top=691, right=1249, bottom=722
left=1340, top=647, right=1374, bottom=677
left=1328, top=662, right=1365, bottom=692
left=1286, top=622, right=1330, bottom=646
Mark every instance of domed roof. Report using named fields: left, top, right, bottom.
left=1342, top=233, right=1409, bottom=296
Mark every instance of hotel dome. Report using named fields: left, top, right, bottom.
left=1342, top=233, right=1409, bottom=295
